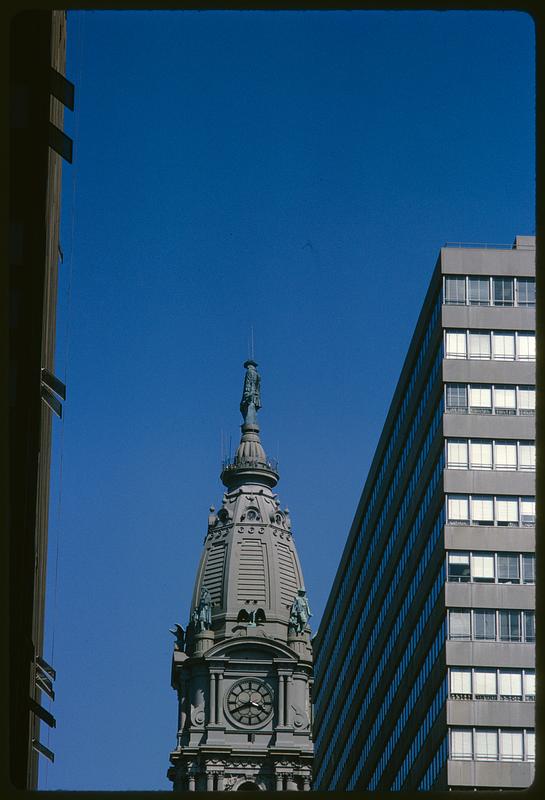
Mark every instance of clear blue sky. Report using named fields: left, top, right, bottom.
left=41, top=9, right=534, bottom=790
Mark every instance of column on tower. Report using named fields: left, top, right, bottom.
left=209, top=673, right=216, bottom=725
left=277, top=673, right=285, bottom=727
left=216, top=672, right=224, bottom=724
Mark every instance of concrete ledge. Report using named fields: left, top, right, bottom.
left=446, top=640, right=535, bottom=668
left=447, top=699, right=535, bottom=727
left=447, top=758, right=535, bottom=788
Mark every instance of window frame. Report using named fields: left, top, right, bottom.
left=516, top=277, right=536, bottom=307
left=444, top=275, right=467, bottom=305
left=492, top=277, right=514, bottom=307
left=468, top=276, right=490, bottom=306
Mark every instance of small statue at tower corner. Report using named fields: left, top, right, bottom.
left=192, top=586, right=212, bottom=632
left=169, top=623, right=185, bottom=651
left=240, top=360, right=261, bottom=425
left=289, top=588, right=312, bottom=635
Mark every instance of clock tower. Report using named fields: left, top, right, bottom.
left=167, top=361, right=314, bottom=791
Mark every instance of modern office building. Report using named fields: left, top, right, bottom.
left=312, top=236, right=535, bottom=790
left=167, top=361, right=313, bottom=791
left=9, top=10, right=74, bottom=788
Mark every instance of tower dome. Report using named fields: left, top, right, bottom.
left=168, top=360, right=314, bottom=792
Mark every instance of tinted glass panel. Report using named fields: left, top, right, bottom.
left=493, top=277, right=514, bottom=306
left=524, top=612, right=535, bottom=642
left=516, top=278, right=535, bottom=306
left=499, top=611, right=521, bottom=641
left=468, top=276, right=490, bottom=305
left=447, top=384, right=467, bottom=408
left=445, top=276, right=466, bottom=304
left=522, top=554, right=535, bottom=583
left=448, top=553, right=470, bottom=581
left=474, top=609, right=496, bottom=640
left=497, top=554, right=520, bottom=582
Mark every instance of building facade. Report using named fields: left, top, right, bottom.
left=9, top=11, right=74, bottom=787
left=312, top=236, right=535, bottom=790
left=167, top=361, right=313, bottom=791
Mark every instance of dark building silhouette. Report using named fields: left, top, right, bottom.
left=9, top=10, right=74, bottom=789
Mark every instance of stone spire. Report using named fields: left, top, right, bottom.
left=168, top=357, right=313, bottom=792
left=220, top=360, right=279, bottom=490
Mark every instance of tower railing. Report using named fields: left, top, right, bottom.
left=221, top=455, right=279, bottom=472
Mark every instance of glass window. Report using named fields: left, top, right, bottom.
left=451, top=728, right=473, bottom=759
left=518, top=442, right=535, bottom=471
left=448, top=495, right=469, bottom=524
left=448, top=552, right=470, bottom=582
left=526, top=731, right=535, bottom=762
left=517, top=386, right=535, bottom=414
left=446, top=330, right=467, bottom=358
left=497, top=554, right=520, bottom=583
left=517, top=332, right=536, bottom=361
left=474, top=609, right=496, bottom=640
left=447, top=439, right=469, bottom=469
left=499, top=610, right=521, bottom=642
left=469, top=331, right=491, bottom=359
left=470, top=385, right=492, bottom=412
left=468, top=276, right=490, bottom=306
left=523, top=671, right=535, bottom=698
left=450, top=668, right=471, bottom=696
left=524, top=612, right=535, bottom=642
left=472, top=553, right=495, bottom=582
left=493, top=277, right=514, bottom=306
left=475, top=729, right=498, bottom=761
left=493, top=385, right=516, bottom=414
left=522, top=554, right=535, bottom=584
left=492, top=332, right=515, bottom=360
left=499, top=671, right=522, bottom=698
left=449, top=609, right=471, bottom=640
left=520, top=497, right=535, bottom=525
left=494, top=441, right=517, bottom=471
left=516, top=278, right=535, bottom=307
left=446, top=383, right=468, bottom=410
left=500, top=730, right=523, bottom=761
left=470, top=441, right=493, bottom=470
left=471, top=496, right=494, bottom=525
left=495, top=497, right=519, bottom=526
left=445, top=276, right=466, bottom=305
left=474, top=669, right=497, bottom=698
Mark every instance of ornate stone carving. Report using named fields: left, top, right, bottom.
left=190, top=705, right=205, bottom=726
left=290, top=702, right=310, bottom=730
left=169, top=623, right=185, bottom=651
left=240, top=360, right=261, bottom=425
left=288, top=588, right=312, bottom=634
left=192, top=586, right=212, bottom=632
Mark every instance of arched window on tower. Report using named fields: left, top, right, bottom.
left=236, top=608, right=266, bottom=625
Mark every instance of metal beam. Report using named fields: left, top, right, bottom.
left=40, top=368, right=66, bottom=400
left=50, top=66, right=74, bottom=110
left=48, top=121, right=73, bottom=163
left=32, top=738, right=55, bottom=763
left=29, top=698, right=56, bottom=728
left=40, top=384, right=62, bottom=418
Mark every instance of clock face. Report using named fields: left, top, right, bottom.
left=226, top=679, right=274, bottom=727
